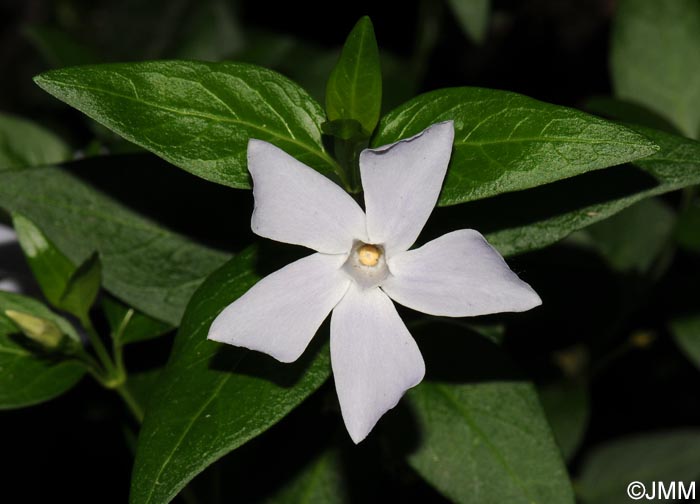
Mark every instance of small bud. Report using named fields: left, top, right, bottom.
left=4, top=309, right=65, bottom=349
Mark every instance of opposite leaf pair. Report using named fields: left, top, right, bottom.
left=208, top=121, right=541, bottom=443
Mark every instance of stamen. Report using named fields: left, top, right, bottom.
left=358, top=244, right=381, bottom=267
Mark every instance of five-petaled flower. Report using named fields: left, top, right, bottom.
left=208, top=121, right=541, bottom=443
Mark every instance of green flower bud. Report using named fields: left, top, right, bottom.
left=4, top=309, right=65, bottom=350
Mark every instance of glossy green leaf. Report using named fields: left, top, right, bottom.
left=670, top=315, right=700, bottom=370
left=131, top=248, right=332, bottom=504
left=0, top=165, right=229, bottom=325
left=612, top=0, right=700, bottom=139
left=476, top=127, right=700, bottom=257
left=326, top=17, right=382, bottom=136
left=374, top=88, right=658, bottom=205
left=0, top=112, right=70, bottom=170
left=34, top=61, right=341, bottom=188
left=0, top=291, right=85, bottom=409
left=585, top=198, right=675, bottom=273
left=102, top=296, right=172, bottom=345
left=446, top=0, right=490, bottom=43
left=264, top=450, right=345, bottom=504
left=539, top=380, right=589, bottom=461
left=60, top=252, right=102, bottom=323
left=11, top=212, right=75, bottom=307
left=404, top=324, right=574, bottom=504
left=577, top=430, right=700, bottom=504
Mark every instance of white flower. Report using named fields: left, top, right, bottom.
left=208, top=121, right=541, bottom=443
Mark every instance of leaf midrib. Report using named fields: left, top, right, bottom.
left=431, top=384, right=537, bottom=502
left=39, top=79, right=340, bottom=175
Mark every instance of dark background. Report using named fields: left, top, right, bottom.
left=2, top=0, right=698, bottom=502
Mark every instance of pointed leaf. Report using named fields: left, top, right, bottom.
left=33, top=61, right=341, bottom=187
left=373, top=88, right=658, bottom=205
left=131, top=248, right=331, bottom=504
left=0, top=165, right=229, bottom=325
left=326, top=17, right=382, bottom=135
left=11, top=212, right=76, bottom=307
left=402, top=323, right=574, bottom=504
left=59, top=252, right=102, bottom=323
left=0, top=291, right=85, bottom=409
left=612, top=0, right=700, bottom=139
left=475, top=127, right=700, bottom=256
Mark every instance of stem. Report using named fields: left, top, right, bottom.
left=82, top=315, right=116, bottom=375
left=115, top=382, right=145, bottom=423
left=113, top=308, right=134, bottom=377
left=334, top=137, right=366, bottom=193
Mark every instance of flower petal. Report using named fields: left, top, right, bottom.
left=360, top=121, right=454, bottom=256
left=208, top=253, right=350, bottom=363
left=330, top=285, right=425, bottom=443
left=382, top=230, right=542, bottom=317
left=248, top=139, right=368, bottom=254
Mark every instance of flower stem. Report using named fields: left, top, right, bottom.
left=82, top=315, right=116, bottom=376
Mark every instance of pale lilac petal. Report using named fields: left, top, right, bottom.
left=360, top=121, right=454, bottom=256
left=248, top=139, right=368, bottom=254
left=382, top=230, right=542, bottom=317
left=208, top=253, right=350, bottom=363
left=331, top=285, right=425, bottom=443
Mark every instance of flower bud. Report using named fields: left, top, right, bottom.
left=4, top=310, right=65, bottom=350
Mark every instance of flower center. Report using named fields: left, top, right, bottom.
left=343, top=241, right=389, bottom=289
left=357, top=244, right=381, bottom=267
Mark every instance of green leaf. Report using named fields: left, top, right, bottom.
left=264, top=450, right=346, bottom=504
left=33, top=61, right=341, bottom=188
left=374, top=88, right=658, bottom=205
left=0, top=165, right=229, bottom=325
left=577, top=430, right=700, bottom=504
left=403, top=324, right=574, bottom=504
left=476, top=127, right=700, bottom=257
left=446, top=0, right=490, bottom=43
left=11, top=212, right=75, bottom=308
left=584, top=198, right=675, bottom=273
left=102, top=296, right=172, bottom=345
left=539, top=380, right=589, bottom=461
left=670, top=315, right=700, bottom=370
left=59, top=252, right=102, bottom=323
left=676, top=201, right=700, bottom=253
left=0, top=112, right=71, bottom=170
left=131, top=248, right=331, bottom=504
left=326, top=17, right=382, bottom=136
left=0, top=291, right=85, bottom=409
left=612, top=0, right=700, bottom=139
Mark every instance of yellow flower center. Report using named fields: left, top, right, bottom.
left=357, top=244, right=381, bottom=267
